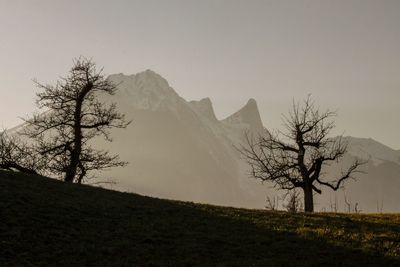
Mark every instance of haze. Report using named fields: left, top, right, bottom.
left=0, top=0, right=399, bottom=149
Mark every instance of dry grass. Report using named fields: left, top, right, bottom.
left=1, top=170, right=399, bottom=266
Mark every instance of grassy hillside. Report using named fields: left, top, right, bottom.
left=0, top=170, right=399, bottom=266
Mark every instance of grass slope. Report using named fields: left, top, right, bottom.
left=0, top=170, right=399, bottom=266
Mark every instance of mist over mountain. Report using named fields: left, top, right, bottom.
left=96, top=70, right=400, bottom=212
left=100, top=70, right=266, bottom=208
left=324, top=137, right=400, bottom=212
left=11, top=70, right=399, bottom=212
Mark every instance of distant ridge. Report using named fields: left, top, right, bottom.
left=6, top=70, right=400, bottom=212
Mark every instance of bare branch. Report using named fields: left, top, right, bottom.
left=21, top=57, right=130, bottom=183
left=239, top=96, right=365, bottom=212
left=316, top=159, right=366, bottom=191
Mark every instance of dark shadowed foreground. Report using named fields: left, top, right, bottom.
left=0, top=170, right=399, bottom=266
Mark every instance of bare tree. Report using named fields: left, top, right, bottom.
left=344, top=193, right=351, bottom=213
left=0, top=131, right=43, bottom=175
left=354, top=202, right=361, bottom=213
left=23, top=57, right=130, bottom=183
left=377, top=196, right=384, bottom=213
left=284, top=189, right=303, bottom=213
left=329, top=194, right=338, bottom=213
left=265, top=195, right=279, bottom=211
left=240, top=96, right=365, bottom=212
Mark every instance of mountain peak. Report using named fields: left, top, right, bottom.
left=110, top=69, right=170, bottom=88
left=189, top=98, right=217, bottom=121
left=107, top=70, right=179, bottom=111
left=222, top=98, right=264, bottom=132
left=142, top=69, right=167, bottom=81
left=246, top=98, right=257, bottom=106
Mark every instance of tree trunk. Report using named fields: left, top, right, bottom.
left=64, top=122, right=82, bottom=183
left=303, top=184, right=314, bottom=212
left=63, top=83, right=95, bottom=183
left=64, top=151, right=79, bottom=183
left=64, top=133, right=82, bottom=183
left=64, top=93, right=86, bottom=183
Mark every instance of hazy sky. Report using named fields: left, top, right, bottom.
left=0, top=0, right=399, bottom=148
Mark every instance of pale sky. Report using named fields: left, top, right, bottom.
left=0, top=0, right=399, bottom=149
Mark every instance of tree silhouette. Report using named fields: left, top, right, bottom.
left=0, top=131, right=43, bottom=175
left=240, top=96, right=365, bottom=212
left=23, top=57, right=130, bottom=183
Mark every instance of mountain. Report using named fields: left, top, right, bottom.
left=222, top=98, right=264, bottom=133
left=343, top=136, right=400, bottom=165
left=318, top=137, right=400, bottom=212
left=101, top=70, right=400, bottom=212
left=102, top=70, right=267, bottom=208
left=8, top=70, right=400, bottom=212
